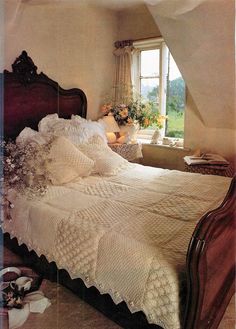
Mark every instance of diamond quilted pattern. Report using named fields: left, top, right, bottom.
left=143, top=257, right=181, bottom=329
left=84, top=180, right=129, bottom=198
left=54, top=217, right=105, bottom=279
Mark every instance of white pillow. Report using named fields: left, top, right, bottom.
left=47, top=136, right=95, bottom=185
left=38, top=114, right=74, bottom=138
left=16, top=127, right=51, bottom=146
left=76, top=137, right=129, bottom=176
left=38, top=114, right=107, bottom=144
left=38, top=113, right=60, bottom=133
left=71, top=114, right=87, bottom=123
left=71, top=115, right=107, bottom=143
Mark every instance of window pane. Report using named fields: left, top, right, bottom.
left=165, top=53, right=185, bottom=138
left=141, top=78, right=159, bottom=108
left=141, top=49, right=159, bottom=77
left=141, top=78, right=159, bottom=131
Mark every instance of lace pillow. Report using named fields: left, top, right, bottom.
left=38, top=114, right=74, bottom=138
left=47, top=136, right=95, bottom=185
left=38, top=113, right=60, bottom=134
left=71, top=114, right=87, bottom=123
left=16, top=127, right=51, bottom=146
left=76, top=139, right=129, bottom=176
left=70, top=115, right=107, bottom=143
left=38, top=114, right=107, bottom=144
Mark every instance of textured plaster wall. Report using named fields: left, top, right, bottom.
left=146, top=0, right=235, bottom=129
left=3, top=1, right=235, bottom=169
left=119, top=1, right=236, bottom=169
left=114, top=4, right=190, bottom=171
left=118, top=4, right=191, bottom=170
left=0, top=1, right=4, bottom=71
left=141, top=144, right=191, bottom=171
left=184, top=92, right=236, bottom=166
left=117, top=4, right=161, bottom=40
left=146, top=0, right=236, bottom=167
left=3, top=0, right=118, bottom=120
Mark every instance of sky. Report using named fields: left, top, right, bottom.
left=141, top=48, right=182, bottom=83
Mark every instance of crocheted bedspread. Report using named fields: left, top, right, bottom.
left=3, top=165, right=231, bottom=329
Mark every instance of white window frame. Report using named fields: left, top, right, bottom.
left=132, top=38, right=184, bottom=142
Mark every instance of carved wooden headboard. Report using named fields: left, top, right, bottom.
left=3, top=51, right=87, bottom=139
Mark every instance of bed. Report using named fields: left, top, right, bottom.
left=1, top=51, right=235, bottom=329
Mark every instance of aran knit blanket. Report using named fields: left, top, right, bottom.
left=3, top=165, right=231, bottom=329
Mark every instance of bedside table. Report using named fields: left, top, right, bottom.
left=109, top=143, right=143, bottom=162
left=184, top=163, right=234, bottom=177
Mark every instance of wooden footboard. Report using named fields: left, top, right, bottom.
left=184, top=175, right=236, bottom=329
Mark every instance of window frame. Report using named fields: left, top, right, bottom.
left=132, top=38, right=185, bottom=142
left=139, top=49, right=160, bottom=119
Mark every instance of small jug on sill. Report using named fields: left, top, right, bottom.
left=150, top=129, right=160, bottom=144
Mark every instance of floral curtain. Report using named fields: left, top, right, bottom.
left=113, top=46, right=133, bottom=105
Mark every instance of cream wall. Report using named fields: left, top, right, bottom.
left=184, top=92, right=236, bottom=167
left=118, top=3, right=236, bottom=170
left=118, top=4, right=191, bottom=170
left=0, top=1, right=4, bottom=71
left=4, top=0, right=118, bottom=120
left=117, top=4, right=161, bottom=40
left=3, top=1, right=235, bottom=170
left=141, top=144, right=191, bottom=171
left=147, top=0, right=235, bottom=130
left=146, top=0, right=236, bottom=169
left=142, top=92, right=236, bottom=171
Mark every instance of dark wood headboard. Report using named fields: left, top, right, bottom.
left=3, top=51, right=87, bottom=139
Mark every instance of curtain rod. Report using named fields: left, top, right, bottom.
left=114, top=35, right=162, bottom=48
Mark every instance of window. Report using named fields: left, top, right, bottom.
left=140, top=49, right=160, bottom=114
left=132, top=39, right=185, bottom=140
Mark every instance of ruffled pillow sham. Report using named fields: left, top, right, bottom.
left=38, top=113, right=61, bottom=134
left=16, top=127, right=51, bottom=146
left=72, top=115, right=107, bottom=143
left=38, top=113, right=107, bottom=144
left=76, top=136, right=129, bottom=176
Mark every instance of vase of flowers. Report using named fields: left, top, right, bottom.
left=101, top=97, right=167, bottom=143
left=119, top=122, right=139, bottom=143
left=101, top=101, right=153, bottom=128
left=150, top=115, right=167, bottom=144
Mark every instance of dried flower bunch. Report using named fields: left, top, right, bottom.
left=1, top=140, right=51, bottom=199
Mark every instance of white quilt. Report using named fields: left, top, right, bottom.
left=3, top=164, right=231, bottom=329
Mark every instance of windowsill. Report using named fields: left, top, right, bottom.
left=137, top=138, right=191, bottom=151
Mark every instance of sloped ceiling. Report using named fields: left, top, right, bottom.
left=146, top=0, right=235, bottom=129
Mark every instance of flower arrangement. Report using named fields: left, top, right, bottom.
left=101, top=99, right=167, bottom=129
left=156, top=114, right=168, bottom=129
left=1, top=140, right=51, bottom=200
